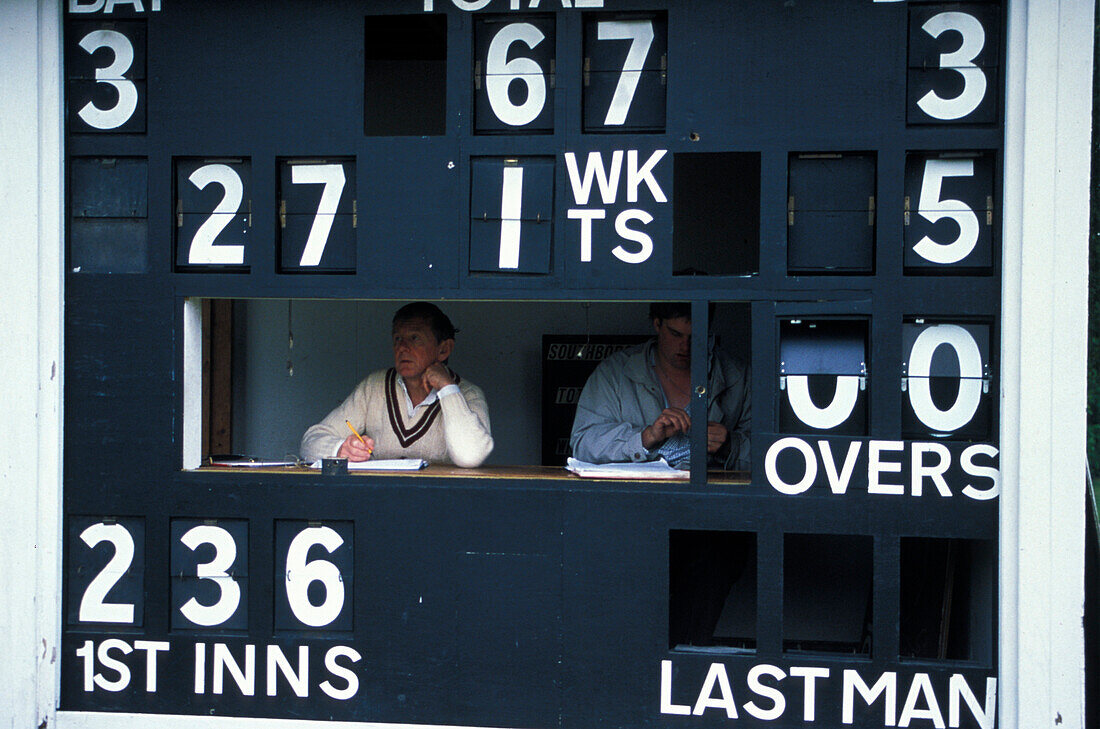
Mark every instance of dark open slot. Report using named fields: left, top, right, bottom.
left=669, top=530, right=756, bottom=650
left=364, top=15, right=447, bottom=136
left=783, top=533, right=872, bottom=654
left=673, top=152, right=760, bottom=276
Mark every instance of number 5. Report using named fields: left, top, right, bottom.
left=912, top=158, right=979, bottom=265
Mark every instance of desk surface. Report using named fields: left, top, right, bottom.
left=196, top=463, right=751, bottom=484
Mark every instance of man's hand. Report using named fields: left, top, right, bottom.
left=706, top=421, right=728, bottom=454
left=337, top=433, right=374, bottom=462
left=421, top=363, right=455, bottom=392
left=641, top=408, right=691, bottom=449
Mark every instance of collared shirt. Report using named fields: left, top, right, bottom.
left=394, top=376, right=460, bottom=418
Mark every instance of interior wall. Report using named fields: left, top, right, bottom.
left=232, top=299, right=751, bottom=464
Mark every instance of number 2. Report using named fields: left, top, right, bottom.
left=187, top=164, right=246, bottom=265
left=78, top=522, right=136, bottom=624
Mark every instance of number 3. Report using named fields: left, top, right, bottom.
left=77, top=29, right=139, bottom=130
left=917, top=12, right=987, bottom=121
left=179, top=525, right=242, bottom=627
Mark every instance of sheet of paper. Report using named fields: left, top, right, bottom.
left=565, top=457, right=689, bottom=480
left=310, top=459, right=428, bottom=471
left=208, top=457, right=298, bottom=467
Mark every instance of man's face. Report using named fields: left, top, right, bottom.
left=392, top=318, right=453, bottom=381
left=653, top=316, right=692, bottom=371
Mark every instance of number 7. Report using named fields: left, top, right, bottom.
left=291, top=164, right=347, bottom=267
left=598, top=19, right=655, bottom=126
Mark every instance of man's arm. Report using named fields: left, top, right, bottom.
left=570, top=363, right=656, bottom=464
left=438, top=383, right=494, bottom=467
left=300, top=380, right=371, bottom=463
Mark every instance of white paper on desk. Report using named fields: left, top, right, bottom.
left=565, top=457, right=689, bottom=479
left=309, top=459, right=428, bottom=471
left=208, top=458, right=298, bottom=467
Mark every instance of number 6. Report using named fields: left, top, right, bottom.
left=284, top=526, right=345, bottom=627
left=486, top=23, right=547, bottom=127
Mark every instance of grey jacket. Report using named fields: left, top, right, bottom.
left=569, top=339, right=751, bottom=470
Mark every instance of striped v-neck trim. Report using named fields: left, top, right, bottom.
left=384, top=368, right=459, bottom=448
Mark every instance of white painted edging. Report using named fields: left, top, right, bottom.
left=1000, top=1, right=1092, bottom=729
left=0, top=0, right=63, bottom=728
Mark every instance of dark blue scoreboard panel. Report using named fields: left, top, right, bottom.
left=63, top=1, right=1003, bottom=727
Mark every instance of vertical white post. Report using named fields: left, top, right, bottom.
left=0, top=0, right=63, bottom=727
left=183, top=298, right=205, bottom=469
left=1001, top=1, right=1092, bottom=727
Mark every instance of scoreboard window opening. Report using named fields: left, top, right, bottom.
left=899, top=537, right=994, bottom=664
left=669, top=530, right=756, bottom=651
left=184, top=298, right=752, bottom=475
left=364, top=14, right=447, bottom=137
left=783, top=533, right=873, bottom=656
left=672, top=152, right=760, bottom=277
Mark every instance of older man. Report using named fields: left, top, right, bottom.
left=300, top=302, right=493, bottom=467
left=569, top=302, right=750, bottom=470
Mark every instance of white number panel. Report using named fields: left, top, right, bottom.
left=273, top=521, right=354, bottom=631
left=904, top=152, right=995, bottom=272
left=474, top=17, right=556, bottom=134
left=66, top=20, right=146, bottom=133
left=174, top=158, right=252, bottom=270
left=907, top=3, right=1000, bottom=125
left=778, top=319, right=869, bottom=436
left=170, top=519, right=248, bottom=630
left=278, top=158, right=357, bottom=273
left=583, top=13, right=667, bottom=133
left=902, top=319, right=993, bottom=439
left=66, top=517, right=144, bottom=627
left=470, top=157, right=554, bottom=273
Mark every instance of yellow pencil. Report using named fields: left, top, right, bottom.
left=345, top=420, right=372, bottom=455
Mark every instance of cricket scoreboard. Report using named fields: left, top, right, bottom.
left=63, top=1, right=1003, bottom=726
